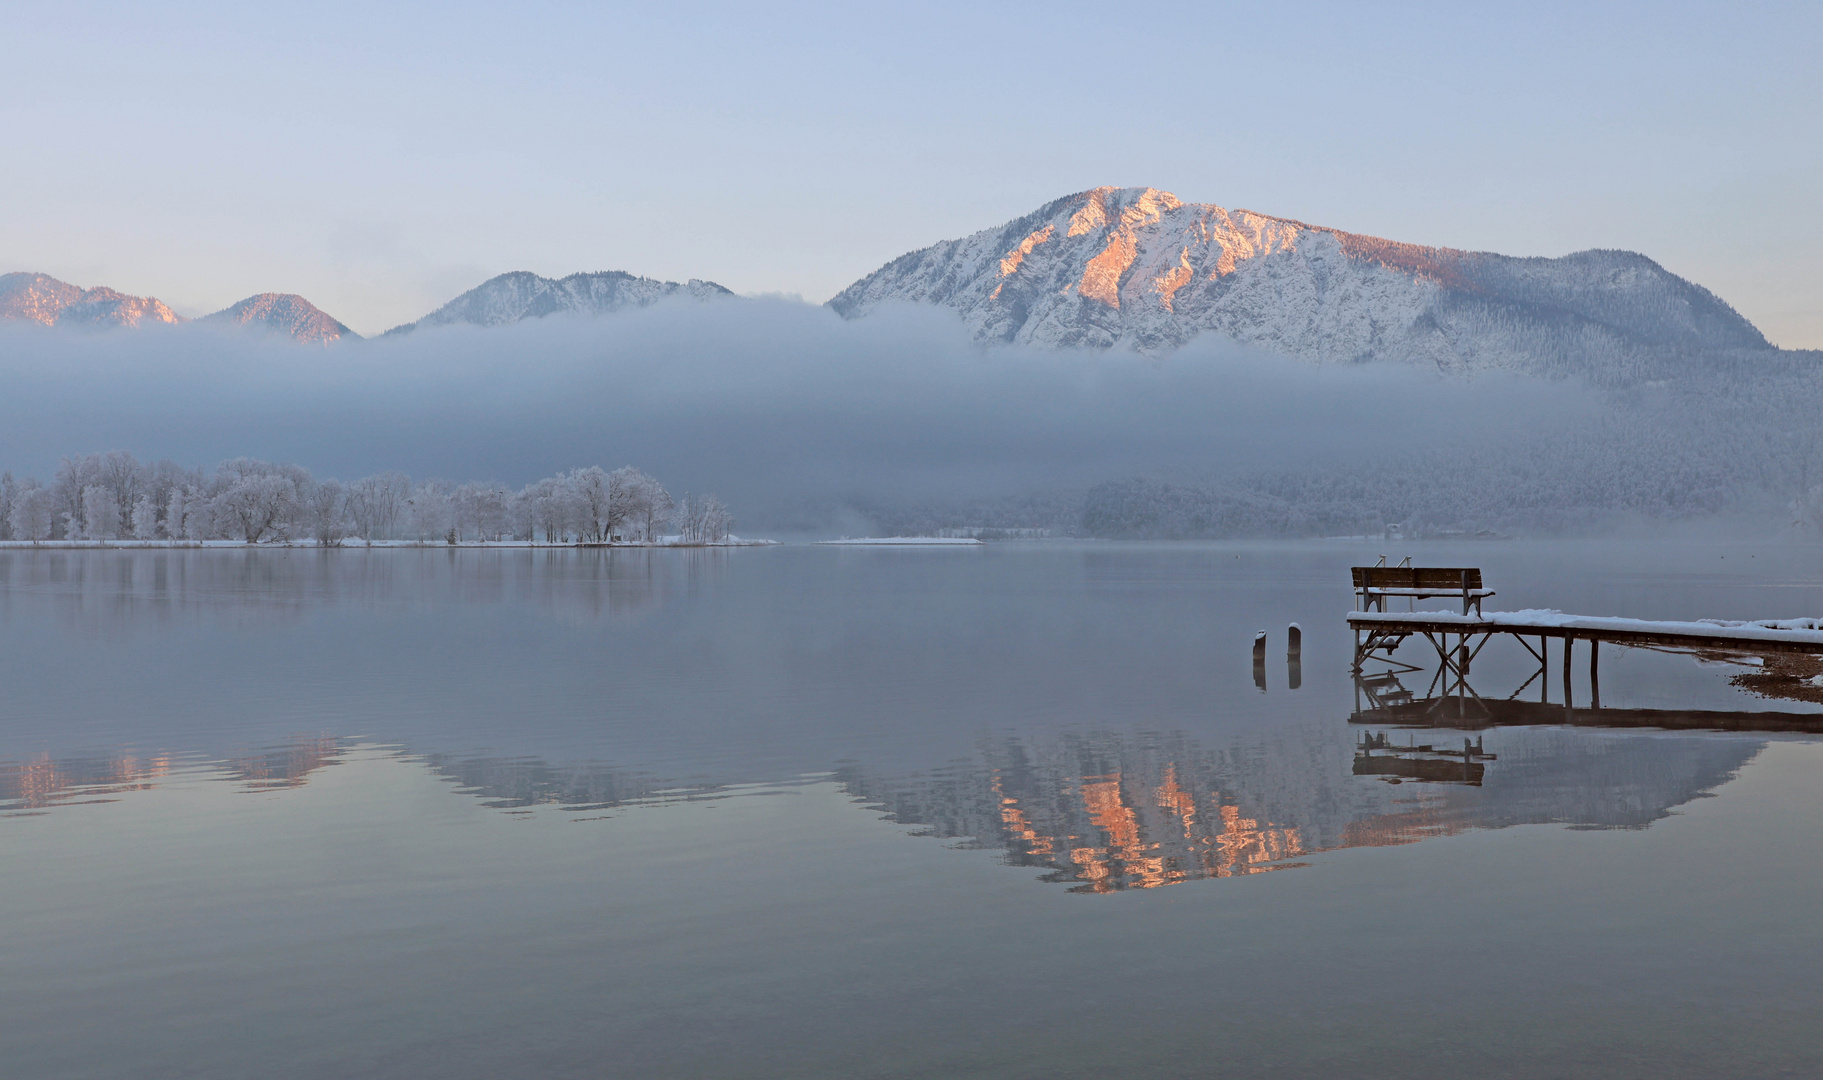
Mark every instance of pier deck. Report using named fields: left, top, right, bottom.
left=1350, top=609, right=1823, bottom=656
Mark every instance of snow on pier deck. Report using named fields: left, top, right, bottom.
left=1349, top=609, right=1823, bottom=655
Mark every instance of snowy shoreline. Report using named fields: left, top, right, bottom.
left=815, top=536, right=984, bottom=546
left=0, top=538, right=780, bottom=550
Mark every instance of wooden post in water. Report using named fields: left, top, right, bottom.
left=1562, top=636, right=1574, bottom=712
left=1590, top=639, right=1601, bottom=710
left=1286, top=624, right=1302, bottom=691
left=1253, top=631, right=1267, bottom=694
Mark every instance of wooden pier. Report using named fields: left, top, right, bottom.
left=1347, top=564, right=1823, bottom=722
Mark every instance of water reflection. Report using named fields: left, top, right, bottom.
left=0, top=736, right=346, bottom=813
left=836, top=725, right=1762, bottom=892
left=0, top=547, right=730, bottom=631
left=226, top=736, right=343, bottom=791
left=1354, top=669, right=1823, bottom=733
left=0, top=751, right=175, bottom=815
left=418, top=752, right=768, bottom=810
left=0, top=718, right=1771, bottom=888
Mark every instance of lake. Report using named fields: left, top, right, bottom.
left=2, top=541, right=1821, bottom=1079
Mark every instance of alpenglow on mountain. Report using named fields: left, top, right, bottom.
left=385, top=270, right=734, bottom=335
left=0, top=272, right=183, bottom=329
left=0, top=273, right=357, bottom=343
left=203, top=293, right=358, bottom=343
left=829, top=187, right=1773, bottom=377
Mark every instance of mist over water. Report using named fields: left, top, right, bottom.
left=5, top=299, right=1821, bottom=536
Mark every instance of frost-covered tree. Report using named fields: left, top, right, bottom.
left=569, top=467, right=613, bottom=542
left=451, top=482, right=512, bottom=542
left=166, top=486, right=209, bottom=540
left=303, top=479, right=349, bottom=545
left=0, top=472, right=16, bottom=541
left=517, top=476, right=576, bottom=542
left=8, top=486, right=52, bottom=541
left=130, top=496, right=159, bottom=539
left=346, top=472, right=410, bottom=542
left=96, top=451, right=143, bottom=520
left=672, top=493, right=732, bottom=543
left=610, top=466, right=672, bottom=541
left=406, top=482, right=454, bottom=543
left=52, top=455, right=102, bottom=539
left=82, top=485, right=122, bottom=539
left=3, top=451, right=714, bottom=546
left=208, top=461, right=305, bottom=542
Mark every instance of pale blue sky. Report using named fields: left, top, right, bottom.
left=5, top=0, right=1819, bottom=343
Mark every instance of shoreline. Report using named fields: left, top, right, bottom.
left=0, top=538, right=780, bottom=550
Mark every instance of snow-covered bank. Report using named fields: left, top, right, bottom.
left=815, top=537, right=983, bottom=546
left=0, top=537, right=779, bottom=550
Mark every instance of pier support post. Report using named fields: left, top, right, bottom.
left=1562, top=636, right=1574, bottom=711
left=1590, top=639, right=1600, bottom=710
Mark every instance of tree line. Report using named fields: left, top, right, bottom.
left=0, top=452, right=735, bottom=544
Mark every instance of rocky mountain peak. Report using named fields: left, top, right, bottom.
left=829, top=188, right=1771, bottom=377
left=385, top=270, right=735, bottom=335
left=203, top=293, right=359, bottom=344
left=0, top=272, right=184, bottom=329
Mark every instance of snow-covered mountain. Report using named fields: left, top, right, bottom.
left=203, top=293, right=359, bottom=343
left=0, top=272, right=184, bottom=329
left=829, top=187, right=1773, bottom=376
left=386, top=270, right=734, bottom=335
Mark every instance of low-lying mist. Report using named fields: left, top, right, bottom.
left=2, top=299, right=1817, bottom=536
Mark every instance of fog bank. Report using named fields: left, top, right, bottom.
left=2, top=300, right=1815, bottom=536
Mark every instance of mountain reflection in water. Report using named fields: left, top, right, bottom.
left=0, top=737, right=344, bottom=814
left=2, top=723, right=1764, bottom=890
left=836, top=726, right=1763, bottom=892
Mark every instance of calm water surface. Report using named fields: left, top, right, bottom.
left=2, top=541, right=1821, bottom=1078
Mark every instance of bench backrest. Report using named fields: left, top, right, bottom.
left=1351, top=566, right=1482, bottom=591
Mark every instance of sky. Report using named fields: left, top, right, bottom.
left=4, top=0, right=1820, bottom=344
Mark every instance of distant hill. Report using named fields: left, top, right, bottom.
left=385, top=270, right=735, bottom=335
left=203, top=293, right=358, bottom=343
left=830, top=187, right=1774, bottom=378
left=0, top=272, right=183, bottom=329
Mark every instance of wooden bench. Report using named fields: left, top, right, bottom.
left=1352, top=566, right=1493, bottom=616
